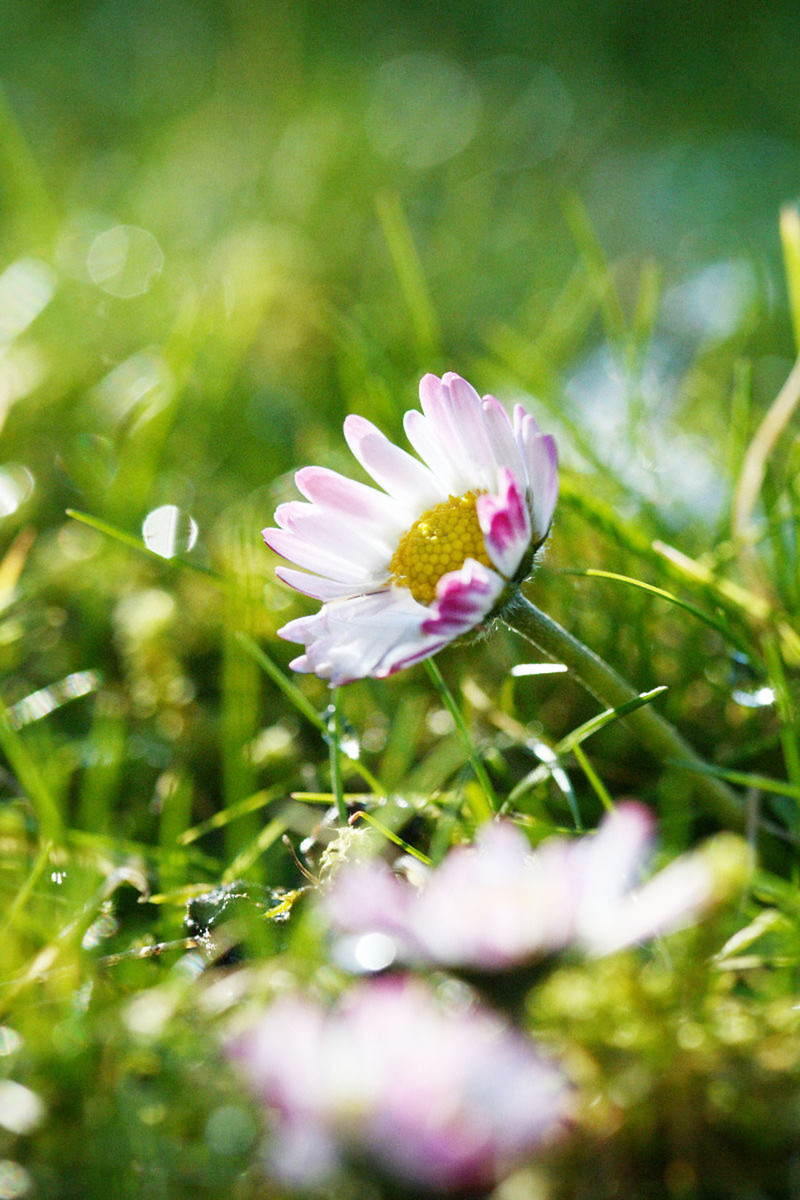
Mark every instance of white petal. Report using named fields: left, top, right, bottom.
left=417, top=373, right=496, bottom=491
left=264, top=527, right=369, bottom=583
left=343, top=415, right=442, bottom=509
left=278, top=589, right=435, bottom=686
left=403, top=409, right=462, bottom=494
left=525, top=434, right=559, bottom=540
left=294, top=466, right=405, bottom=535
left=275, top=567, right=367, bottom=601
left=481, top=396, right=525, bottom=481
left=273, top=502, right=393, bottom=571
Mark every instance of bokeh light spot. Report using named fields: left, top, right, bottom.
left=366, top=53, right=481, bottom=168
left=87, top=225, right=164, bottom=297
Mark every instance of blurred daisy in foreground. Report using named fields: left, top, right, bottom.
left=228, top=974, right=571, bottom=1193
left=324, top=803, right=751, bottom=971
left=263, top=371, right=557, bottom=684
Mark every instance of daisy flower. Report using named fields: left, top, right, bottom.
left=263, top=371, right=558, bottom=684
left=323, top=804, right=752, bottom=971
left=227, top=974, right=571, bottom=1193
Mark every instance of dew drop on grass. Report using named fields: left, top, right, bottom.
left=0, top=465, right=34, bottom=517
left=142, top=504, right=198, bottom=558
left=0, top=1028, right=22, bottom=1057
left=0, top=1161, right=31, bottom=1200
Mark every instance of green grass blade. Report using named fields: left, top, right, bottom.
left=221, top=816, right=288, bottom=884
left=0, top=693, right=63, bottom=843
left=236, top=632, right=385, bottom=794
left=780, top=203, right=800, bottom=354
left=350, top=810, right=432, bottom=865
left=562, top=567, right=750, bottom=652
left=424, top=658, right=496, bottom=819
left=555, top=685, right=668, bottom=756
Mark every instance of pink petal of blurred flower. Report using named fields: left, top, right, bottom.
left=263, top=372, right=558, bottom=683
left=324, top=803, right=748, bottom=971
left=228, top=975, right=571, bottom=1192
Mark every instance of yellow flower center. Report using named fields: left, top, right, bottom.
left=389, top=490, right=491, bottom=605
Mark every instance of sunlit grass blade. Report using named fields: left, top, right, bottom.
left=236, top=632, right=385, bottom=794
left=179, top=787, right=285, bottom=845
left=327, top=691, right=347, bottom=825
left=780, top=203, right=800, bottom=354
left=731, top=355, right=800, bottom=541
left=349, top=809, right=432, bottom=865
left=670, top=760, right=800, bottom=804
left=424, top=658, right=496, bottom=819
left=66, top=508, right=225, bottom=582
left=68, top=828, right=219, bottom=873
left=761, top=633, right=800, bottom=829
left=555, top=685, right=668, bottom=756
left=562, top=194, right=626, bottom=347
left=221, top=816, right=288, bottom=884
left=0, top=838, right=53, bottom=949
left=571, top=744, right=614, bottom=814
left=561, top=567, right=751, bottom=653
left=158, top=771, right=194, bottom=903
left=651, top=538, right=772, bottom=621
left=0, top=693, right=63, bottom=844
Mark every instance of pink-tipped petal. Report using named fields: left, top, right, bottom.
left=277, top=589, right=434, bottom=686
left=295, top=466, right=405, bottom=533
left=275, top=567, right=366, bottom=601
left=403, top=409, right=462, bottom=494
left=523, top=433, right=559, bottom=541
left=422, top=559, right=505, bottom=640
left=418, top=373, right=497, bottom=491
left=273, top=501, right=393, bottom=569
left=481, top=395, right=525, bottom=481
left=476, top=467, right=532, bottom=579
left=344, top=414, right=442, bottom=509
left=264, top=527, right=370, bottom=583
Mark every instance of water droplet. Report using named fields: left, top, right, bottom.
left=0, top=465, right=33, bottom=517
left=0, top=1082, right=45, bottom=1135
left=0, top=1028, right=22, bottom=1057
left=0, top=259, right=56, bottom=345
left=87, top=225, right=164, bottom=298
left=732, top=685, right=775, bottom=709
left=142, top=505, right=198, bottom=558
left=0, top=1160, right=32, bottom=1200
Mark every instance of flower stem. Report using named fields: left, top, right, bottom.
left=503, top=595, right=744, bottom=830
left=424, top=658, right=497, bottom=819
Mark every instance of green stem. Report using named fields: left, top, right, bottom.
left=424, top=658, right=496, bottom=819
left=503, top=595, right=744, bottom=830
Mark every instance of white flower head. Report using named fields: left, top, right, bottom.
left=263, top=372, right=558, bottom=684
